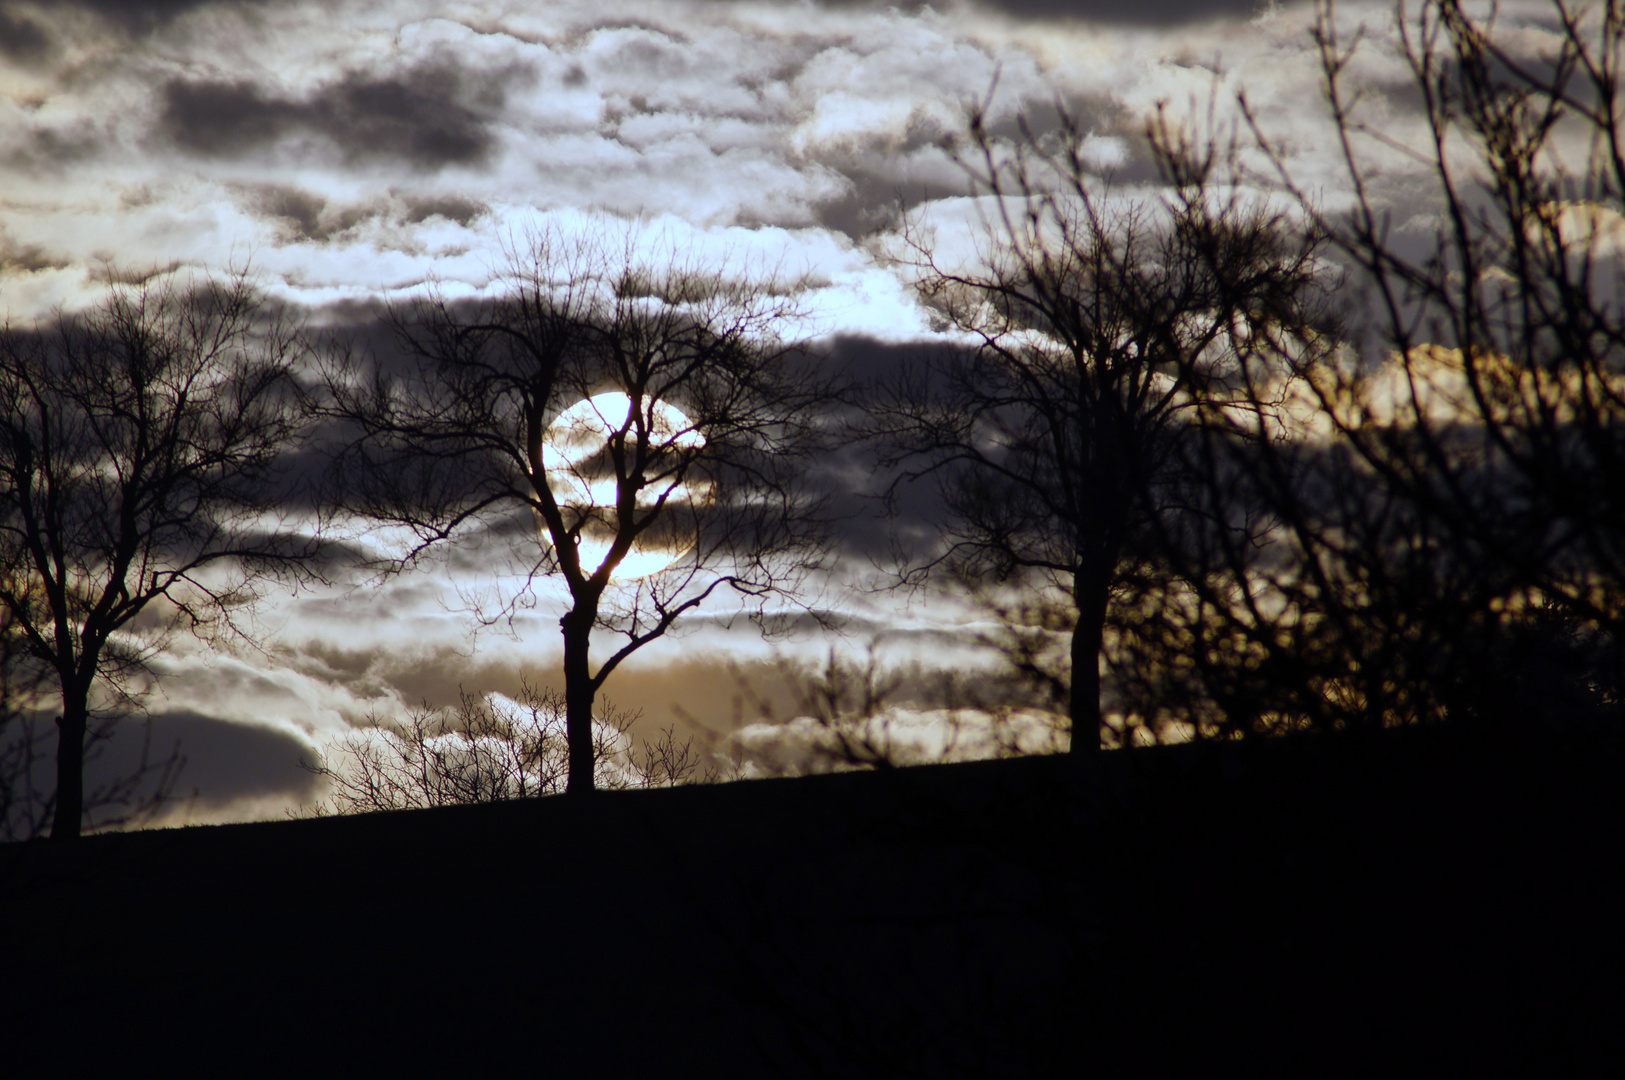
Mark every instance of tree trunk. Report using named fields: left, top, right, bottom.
left=561, top=607, right=597, bottom=795
left=1069, top=566, right=1109, bottom=756
left=50, top=683, right=90, bottom=841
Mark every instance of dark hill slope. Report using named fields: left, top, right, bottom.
left=3, top=724, right=1621, bottom=1076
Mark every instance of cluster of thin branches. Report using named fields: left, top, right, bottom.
left=304, top=680, right=714, bottom=815
left=1107, top=0, right=1625, bottom=738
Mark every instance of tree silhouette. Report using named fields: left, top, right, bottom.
left=0, top=271, right=321, bottom=840
left=875, top=106, right=1331, bottom=752
left=1113, top=0, right=1625, bottom=738
left=321, top=229, right=835, bottom=794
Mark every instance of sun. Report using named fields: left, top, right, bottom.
left=540, top=392, right=705, bottom=579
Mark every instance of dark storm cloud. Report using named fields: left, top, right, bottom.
left=798, top=335, right=978, bottom=563
left=403, top=193, right=487, bottom=228
left=816, top=0, right=1270, bottom=24
left=804, top=123, right=967, bottom=239
left=228, top=184, right=489, bottom=244
left=1, top=113, right=116, bottom=182
left=976, top=0, right=1269, bottom=22
left=0, top=709, right=324, bottom=831
left=0, top=6, right=54, bottom=65
left=96, top=711, right=323, bottom=812
left=158, top=60, right=535, bottom=168
left=241, top=184, right=331, bottom=241
left=33, top=0, right=273, bottom=34
left=236, top=185, right=374, bottom=243
left=0, top=235, right=67, bottom=274
left=16, top=124, right=105, bottom=172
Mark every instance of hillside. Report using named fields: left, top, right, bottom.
left=3, top=723, right=1621, bottom=1076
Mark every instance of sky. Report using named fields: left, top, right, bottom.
left=0, top=0, right=1567, bottom=827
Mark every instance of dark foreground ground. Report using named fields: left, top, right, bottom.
left=3, top=723, right=1622, bottom=1076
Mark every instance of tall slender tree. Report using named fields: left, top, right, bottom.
left=876, top=107, right=1330, bottom=752
left=0, top=271, right=321, bottom=839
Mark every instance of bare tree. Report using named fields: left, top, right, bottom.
left=1143, top=0, right=1625, bottom=735
left=305, top=681, right=709, bottom=815
left=0, top=271, right=321, bottom=840
left=875, top=106, right=1331, bottom=753
left=1105, top=0, right=1625, bottom=739
left=320, top=228, right=836, bottom=795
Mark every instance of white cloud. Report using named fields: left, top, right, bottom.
left=5, top=0, right=1308, bottom=320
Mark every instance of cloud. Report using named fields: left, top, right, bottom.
left=772, top=0, right=1272, bottom=22
left=223, top=183, right=489, bottom=245
left=34, top=1, right=267, bottom=31
left=0, top=227, right=64, bottom=273
left=0, top=707, right=325, bottom=833
left=120, top=711, right=323, bottom=816
left=968, top=0, right=1271, bottom=23
left=157, top=59, right=533, bottom=168
left=9, top=0, right=1216, bottom=318
left=0, top=7, right=55, bottom=66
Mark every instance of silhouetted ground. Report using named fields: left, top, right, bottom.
left=3, top=722, right=1621, bottom=1076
